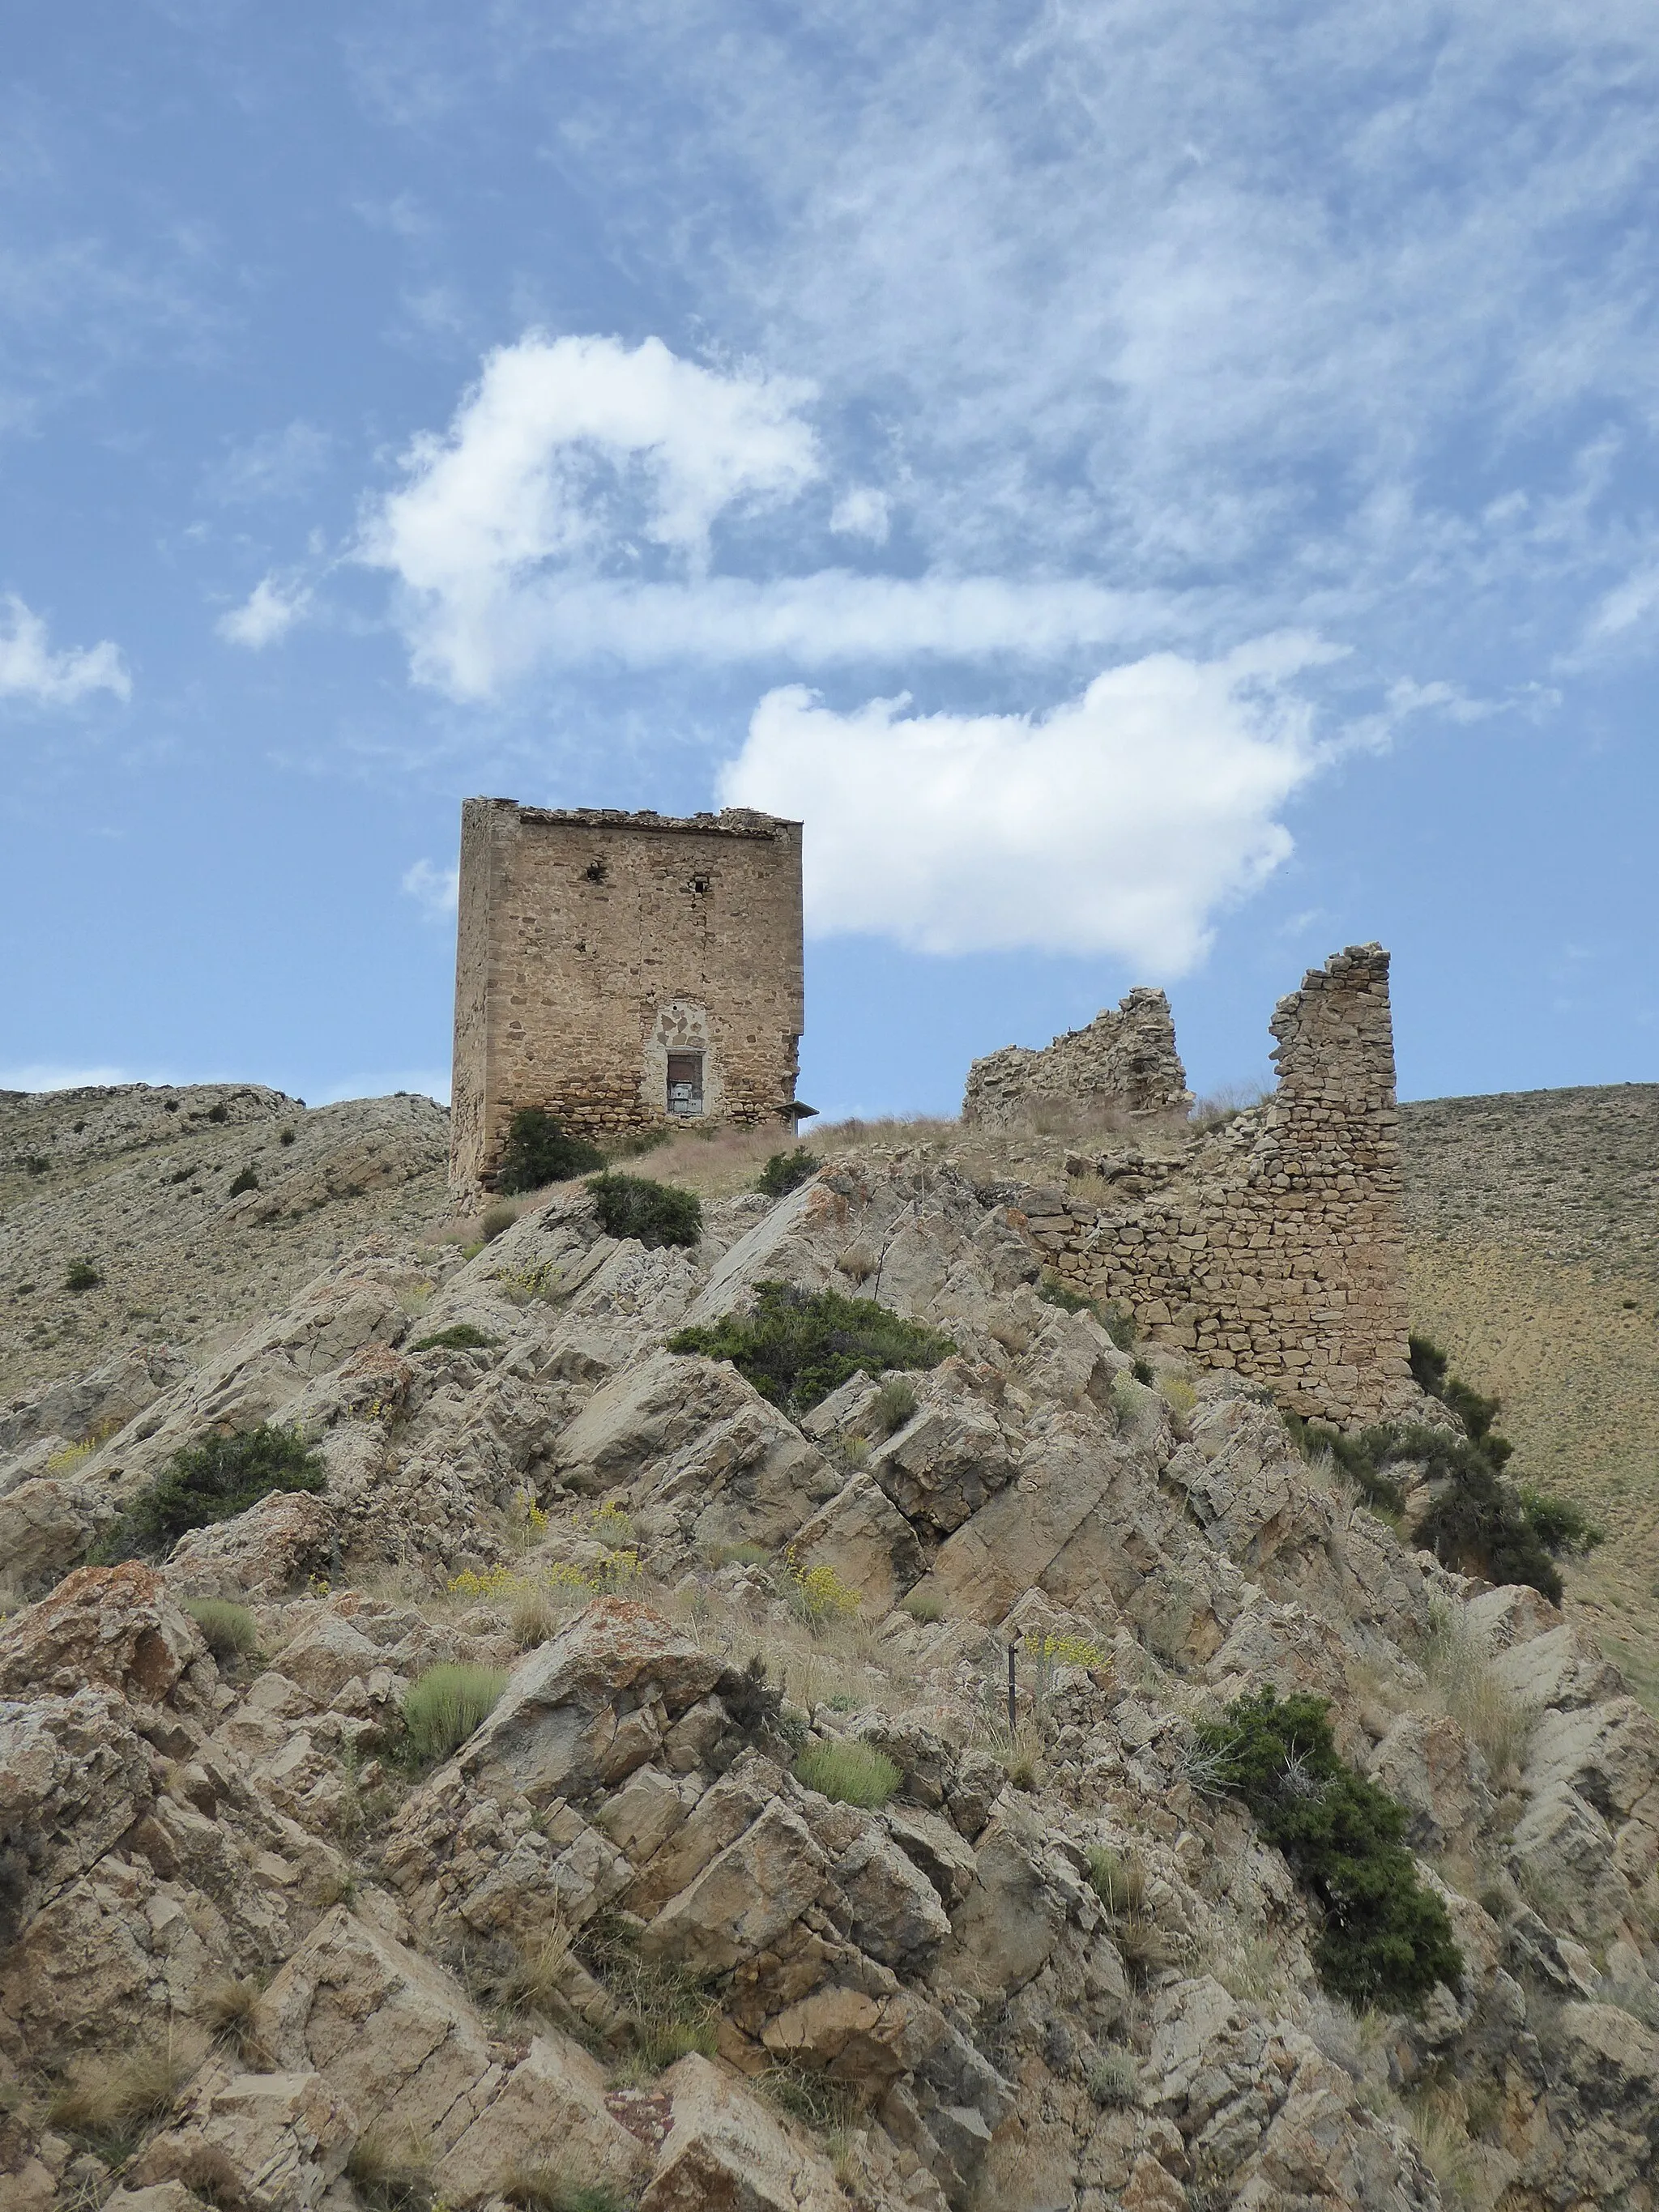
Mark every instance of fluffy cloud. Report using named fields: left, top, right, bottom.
left=217, top=574, right=313, bottom=650
left=0, top=594, right=129, bottom=706
left=360, top=332, right=822, bottom=695
left=401, top=857, right=459, bottom=916
left=719, top=636, right=1333, bottom=969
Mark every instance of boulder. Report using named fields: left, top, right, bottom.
left=642, top=2052, right=846, bottom=2211
left=867, top=1369, right=1016, bottom=1536
left=0, top=1563, right=205, bottom=1705
left=131, top=2067, right=356, bottom=2212
left=163, top=1493, right=334, bottom=1601
left=1367, top=1711, right=1495, bottom=1856
left=787, top=1474, right=923, bottom=1611
left=642, top=1800, right=829, bottom=1973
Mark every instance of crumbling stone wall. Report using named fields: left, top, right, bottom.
left=1013, top=947, right=1414, bottom=1426
left=450, top=799, right=804, bottom=1199
left=962, top=987, right=1192, bottom=1127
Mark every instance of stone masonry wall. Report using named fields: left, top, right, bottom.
left=962, top=987, right=1192, bottom=1126
left=1016, top=946, right=1414, bottom=1426
left=450, top=799, right=804, bottom=1199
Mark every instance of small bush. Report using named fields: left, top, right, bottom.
left=669, top=1280, right=956, bottom=1415
left=1130, top=1357, right=1154, bottom=1386
left=412, top=1322, right=497, bottom=1353
left=1196, top=1687, right=1462, bottom=2012
left=871, top=1375, right=919, bottom=1434
left=186, top=1598, right=260, bottom=1661
left=586, top=1171, right=702, bottom=1249
left=834, top=1243, right=878, bottom=1283
left=496, top=1107, right=605, bottom=1195
left=787, top=1550, right=863, bottom=1628
left=92, top=1423, right=326, bottom=1563
left=279, top=1126, right=297, bottom=1145
left=401, top=1663, right=508, bottom=1765
left=502, top=2168, right=629, bottom=2212
left=901, top=1587, right=944, bottom=1624
left=756, top=1147, right=818, bottom=1198
left=198, top=1972, right=268, bottom=2062
left=605, top=1124, right=672, bottom=1161
left=795, top=1738, right=902, bottom=1809
left=480, top=1201, right=518, bottom=1242
left=1089, top=2051, right=1137, bottom=2108
left=64, top=1258, right=102, bottom=1292
left=1086, top=1844, right=1147, bottom=1918
left=206, top=1101, right=229, bottom=1123
left=1516, top=1486, right=1605, bottom=1558
left=228, top=1166, right=260, bottom=1196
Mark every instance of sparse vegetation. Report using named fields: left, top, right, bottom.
left=501, top=2168, right=629, bottom=2212
left=586, top=1170, right=703, bottom=1249
left=480, top=1201, right=518, bottom=1241
left=756, top=1146, right=818, bottom=1198
left=401, top=1663, right=509, bottom=1765
left=1088, top=2050, right=1137, bottom=2107
left=346, top=2128, right=437, bottom=2211
left=91, top=1422, right=326, bottom=1562
left=411, top=1322, right=497, bottom=1353
left=1196, top=1687, right=1463, bottom=2012
left=871, top=1375, right=919, bottom=1433
left=901, top=1587, right=944, bottom=1624
left=48, top=2044, right=192, bottom=2158
left=577, top=1914, right=719, bottom=2075
left=1036, top=1270, right=1136, bottom=1349
left=228, top=1166, right=260, bottom=1196
left=794, top=1737, right=902, bottom=1809
left=198, top=1972, right=268, bottom=2063
left=185, top=1597, right=260, bottom=1661
left=64, top=1257, right=102, bottom=1292
left=669, top=1280, right=956, bottom=1415
left=495, top=1106, right=605, bottom=1194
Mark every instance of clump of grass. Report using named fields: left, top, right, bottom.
left=49, top=2045, right=191, bottom=2157
left=756, top=1148, right=818, bottom=1199
left=480, top=1201, right=519, bottom=1242
left=185, top=1598, right=260, bottom=1662
left=346, top=2128, right=437, bottom=2211
left=578, top=1916, right=719, bottom=2077
left=401, top=1663, right=509, bottom=1766
left=228, top=1166, right=260, bottom=1196
left=501, top=2170, right=629, bottom=2212
left=1086, top=1844, right=1147, bottom=1918
left=900, top=1587, right=944, bottom=1624
left=1406, top=2092, right=1481, bottom=2208
left=90, top=1422, right=326, bottom=1563
left=496, top=1107, right=606, bottom=1195
left=64, top=1258, right=102, bottom=1293
left=834, top=1243, right=878, bottom=1283
left=760, top=2065, right=864, bottom=2133
left=198, top=1972, right=268, bottom=2064
left=279, top=1126, right=297, bottom=1145
left=1088, top=2051, right=1137, bottom=2108
left=795, top=1738, right=902, bottom=1809
left=669, top=1281, right=956, bottom=1416
left=1195, top=1687, right=1463, bottom=2013
left=586, top=1171, right=703, bottom=1250
left=497, top=1925, right=576, bottom=2020
left=1422, top=1605, right=1534, bottom=1782
left=871, top=1375, right=919, bottom=1434
left=411, top=1322, right=497, bottom=1353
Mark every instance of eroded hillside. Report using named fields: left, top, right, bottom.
left=5, top=1134, right=1659, bottom=2212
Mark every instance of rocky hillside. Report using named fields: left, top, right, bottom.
left=6, top=1139, right=1659, bottom=2212
left=1400, top=1085, right=1659, bottom=1701
left=0, top=1084, right=449, bottom=1404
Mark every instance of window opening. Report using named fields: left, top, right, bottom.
left=667, top=1051, right=705, bottom=1117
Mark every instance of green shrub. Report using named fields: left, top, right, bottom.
left=495, top=1108, right=605, bottom=1195
left=228, top=1166, right=260, bottom=1197
left=91, top=1423, right=326, bottom=1562
left=186, top=1598, right=260, bottom=1660
left=669, top=1281, right=956, bottom=1414
left=872, top=1375, right=919, bottom=1434
left=412, top=1323, right=497, bottom=1353
left=402, top=1663, right=509, bottom=1765
left=1515, top=1486, right=1605, bottom=1558
left=480, top=1202, right=518, bottom=1242
left=502, top=2172, right=629, bottom=2212
left=279, top=1127, right=297, bottom=1145
left=1130, top=1356, right=1154, bottom=1386
left=206, top=1102, right=228, bottom=1123
left=794, top=1738, right=902, bottom=1809
left=604, top=1124, right=672, bottom=1161
left=64, top=1258, right=102, bottom=1293
left=756, top=1148, right=818, bottom=1198
left=1196, top=1688, right=1462, bottom=2012
left=586, top=1171, right=702, bottom=1249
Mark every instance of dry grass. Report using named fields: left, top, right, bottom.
left=1422, top=1605, right=1535, bottom=1784
left=1406, top=2091, right=1481, bottom=2208
left=498, top=1924, right=577, bottom=2019
left=49, top=2041, right=195, bottom=2151
left=347, top=2125, right=437, bottom=2210
left=198, top=1972, right=269, bottom=2063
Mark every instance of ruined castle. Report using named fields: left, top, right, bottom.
left=449, top=799, right=804, bottom=1199
left=967, top=945, right=1414, bottom=1427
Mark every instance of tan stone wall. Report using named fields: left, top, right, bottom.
left=962, top=987, right=1193, bottom=1126
left=449, top=800, right=804, bottom=1198
left=1018, top=946, right=1413, bottom=1426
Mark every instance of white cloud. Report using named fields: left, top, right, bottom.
left=217, top=574, right=312, bottom=650
left=1583, top=567, right=1659, bottom=645
left=206, top=420, right=333, bottom=505
left=719, top=634, right=1333, bottom=969
left=830, top=486, right=890, bottom=543
left=0, top=594, right=129, bottom=706
left=402, top=858, right=459, bottom=916
left=360, top=331, right=823, bottom=694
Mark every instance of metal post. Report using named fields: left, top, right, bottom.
left=1007, top=1643, right=1017, bottom=1739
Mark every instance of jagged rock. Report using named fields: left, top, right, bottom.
left=642, top=2052, right=846, bottom=2211
left=162, top=1491, right=335, bottom=1601
left=788, top=1473, right=923, bottom=1610
left=867, top=1366, right=1017, bottom=1535
left=1509, top=1782, right=1635, bottom=1939
left=642, top=1799, right=830, bottom=1973
left=0, top=1474, right=108, bottom=1592
left=1367, top=1711, right=1495, bottom=1856
left=0, top=1562, right=206, bottom=1704
left=130, top=2065, right=356, bottom=2212
left=1491, top=1621, right=1627, bottom=1711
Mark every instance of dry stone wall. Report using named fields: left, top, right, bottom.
left=962, top=987, right=1192, bottom=1126
left=450, top=799, right=804, bottom=1199
left=1010, top=947, right=1414, bottom=1426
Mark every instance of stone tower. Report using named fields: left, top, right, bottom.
left=449, top=799, right=804, bottom=1200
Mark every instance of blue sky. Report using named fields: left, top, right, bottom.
left=3, top=0, right=1657, bottom=1119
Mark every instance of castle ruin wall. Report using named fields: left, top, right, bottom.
left=962, top=987, right=1192, bottom=1127
left=1009, top=946, right=1414, bottom=1426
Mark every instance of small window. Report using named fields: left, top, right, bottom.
left=667, top=1051, right=704, bottom=1116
